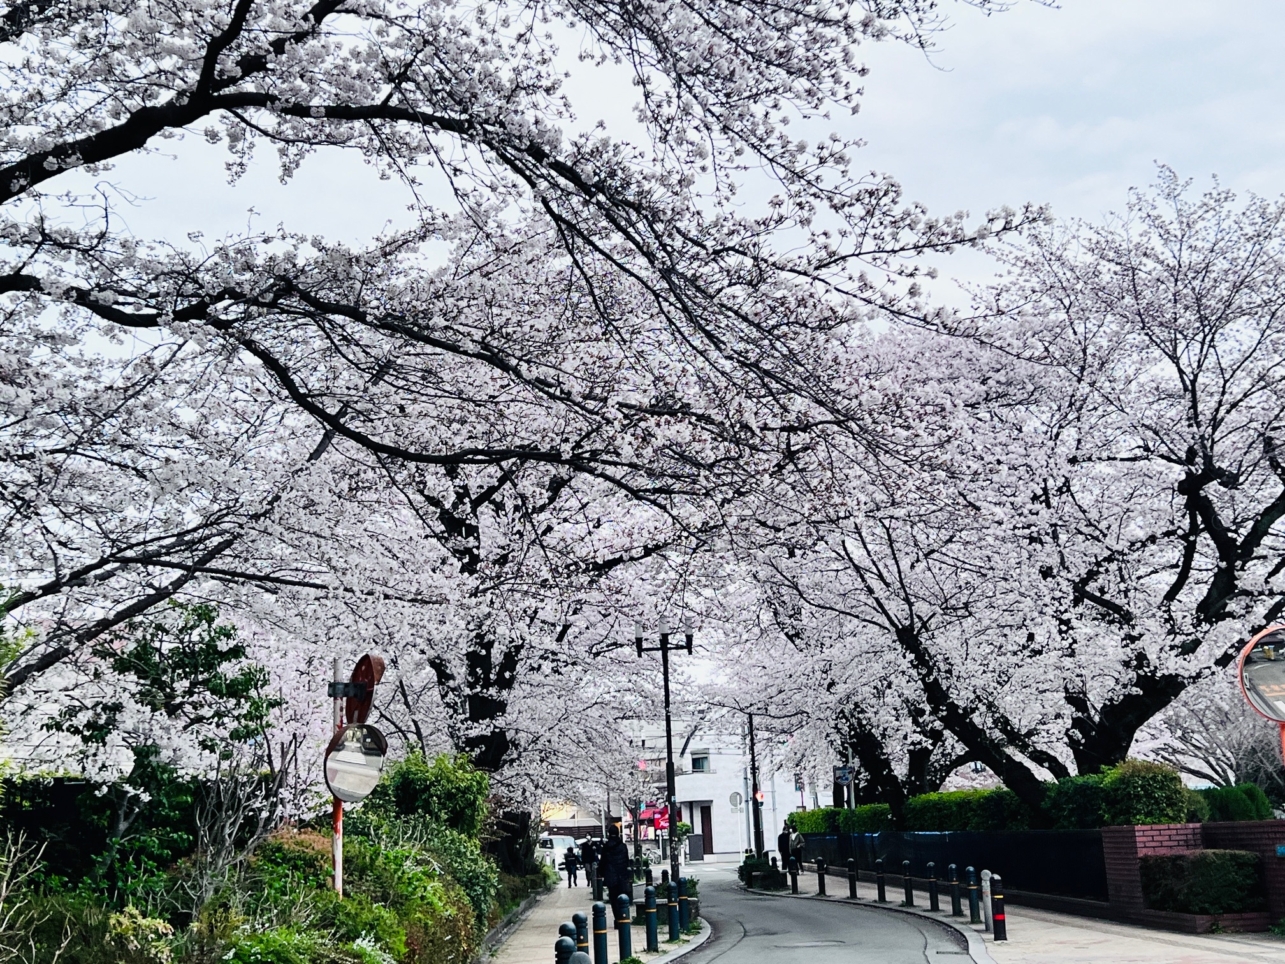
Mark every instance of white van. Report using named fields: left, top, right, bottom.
left=537, top=834, right=578, bottom=870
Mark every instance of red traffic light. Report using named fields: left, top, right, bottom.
left=753, top=789, right=764, bottom=803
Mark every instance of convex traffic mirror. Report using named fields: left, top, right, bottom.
left=324, top=723, right=389, bottom=803
left=1238, top=625, right=1285, bottom=722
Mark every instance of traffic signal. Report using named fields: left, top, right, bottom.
left=753, top=789, right=764, bottom=805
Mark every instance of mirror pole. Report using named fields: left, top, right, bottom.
left=332, top=658, right=344, bottom=899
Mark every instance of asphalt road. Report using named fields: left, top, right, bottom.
left=685, top=871, right=972, bottom=964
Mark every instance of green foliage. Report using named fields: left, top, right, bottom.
left=1200, top=783, right=1276, bottom=822
left=362, top=754, right=489, bottom=837
left=901, top=789, right=1033, bottom=831
left=222, top=927, right=317, bottom=964
left=1045, top=775, right=1108, bottom=829
left=1184, top=788, right=1211, bottom=824
left=1139, top=849, right=1265, bottom=914
left=785, top=809, right=832, bottom=833
left=50, top=603, right=281, bottom=753
left=837, top=805, right=893, bottom=832
left=1102, top=760, right=1188, bottom=826
left=737, top=855, right=785, bottom=889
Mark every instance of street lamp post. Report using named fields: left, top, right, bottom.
left=636, top=615, right=692, bottom=887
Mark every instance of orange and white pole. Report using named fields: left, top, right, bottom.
left=332, top=658, right=344, bottom=898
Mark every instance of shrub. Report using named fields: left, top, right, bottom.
left=736, top=855, right=785, bottom=889
left=362, top=754, right=489, bottom=837
left=1139, top=849, right=1265, bottom=914
left=836, top=804, right=893, bottom=832
left=1184, top=788, right=1211, bottom=823
left=222, top=927, right=318, bottom=964
left=1102, top=760, right=1187, bottom=826
left=1201, top=783, right=1275, bottom=822
left=786, top=809, right=835, bottom=833
left=902, top=789, right=1032, bottom=831
left=1045, top=775, right=1108, bottom=830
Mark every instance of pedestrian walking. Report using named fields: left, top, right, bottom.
left=789, top=826, right=805, bottom=869
left=581, top=837, right=601, bottom=892
left=776, top=822, right=791, bottom=867
left=564, top=846, right=581, bottom=887
left=600, top=826, right=632, bottom=918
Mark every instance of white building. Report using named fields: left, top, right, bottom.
left=627, top=721, right=804, bottom=862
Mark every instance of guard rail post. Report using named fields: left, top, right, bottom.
left=816, top=857, right=827, bottom=896
left=966, top=867, right=981, bottom=925
left=592, top=902, right=608, bottom=964
left=556, top=936, right=575, bottom=964
left=875, top=859, right=886, bottom=903
left=902, top=860, right=914, bottom=907
left=615, top=894, right=632, bottom=960
left=991, top=874, right=1007, bottom=941
left=847, top=858, right=857, bottom=899
left=789, top=856, right=799, bottom=895
left=927, top=862, right=939, bottom=912
left=572, top=913, right=588, bottom=956
left=948, top=864, right=961, bottom=917
left=667, top=883, right=680, bottom=941
left=678, top=877, right=690, bottom=930
left=644, top=886, right=659, bottom=952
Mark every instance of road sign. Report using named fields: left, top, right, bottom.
left=1240, top=625, right=1285, bottom=722
left=324, top=723, right=389, bottom=802
left=833, top=765, right=855, bottom=786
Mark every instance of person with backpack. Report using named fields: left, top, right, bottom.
left=564, top=845, right=581, bottom=887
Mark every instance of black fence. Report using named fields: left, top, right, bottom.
left=801, top=830, right=1108, bottom=902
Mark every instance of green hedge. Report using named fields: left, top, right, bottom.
left=1200, top=784, right=1275, bottom=822
left=785, top=804, right=893, bottom=834
left=839, top=804, right=893, bottom=832
left=902, top=789, right=1032, bottom=832
left=1139, top=849, right=1265, bottom=914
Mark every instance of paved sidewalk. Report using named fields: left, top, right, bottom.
left=781, top=866, right=1285, bottom=964
left=488, top=880, right=708, bottom=964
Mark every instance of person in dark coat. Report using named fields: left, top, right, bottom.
left=581, top=838, right=601, bottom=892
left=599, top=826, right=632, bottom=917
left=564, top=846, right=581, bottom=887
left=777, top=822, right=791, bottom=868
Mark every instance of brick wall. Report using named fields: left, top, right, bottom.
left=1102, top=824, right=1203, bottom=912
left=1202, top=820, right=1285, bottom=921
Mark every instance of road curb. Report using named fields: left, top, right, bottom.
left=647, top=920, right=714, bottom=964
left=745, top=886, right=996, bottom=964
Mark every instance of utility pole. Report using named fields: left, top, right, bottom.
left=636, top=616, right=693, bottom=886
left=747, top=713, right=765, bottom=857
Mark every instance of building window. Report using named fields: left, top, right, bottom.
left=691, top=754, right=709, bottom=773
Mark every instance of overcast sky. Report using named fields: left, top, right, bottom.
left=95, top=0, right=1285, bottom=297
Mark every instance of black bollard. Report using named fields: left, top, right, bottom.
left=556, top=936, right=575, bottom=964
left=948, top=864, right=962, bottom=917
left=992, top=874, right=1007, bottom=942
left=966, top=866, right=981, bottom=925
left=572, top=913, right=588, bottom=955
left=847, top=858, right=857, bottom=899
left=667, top=883, right=680, bottom=941
left=902, top=860, right=914, bottom=907
left=645, top=867, right=654, bottom=887
left=644, top=886, right=659, bottom=952
left=615, top=894, right=632, bottom=960
left=816, top=857, right=827, bottom=896
left=788, top=855, right=799, bottom=894
left=592, top=902, right=608, bottom=964
left=559, top=923, right=577, bottom=946
left=661, top=869, right=670, bottom=887
left=875, top=858, right=886, bottom=903
left=928, top=862, right=939, bottom=912
left=569, top=954, right=591, bottom=964
left=678, top=877, right=690, bottom=930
